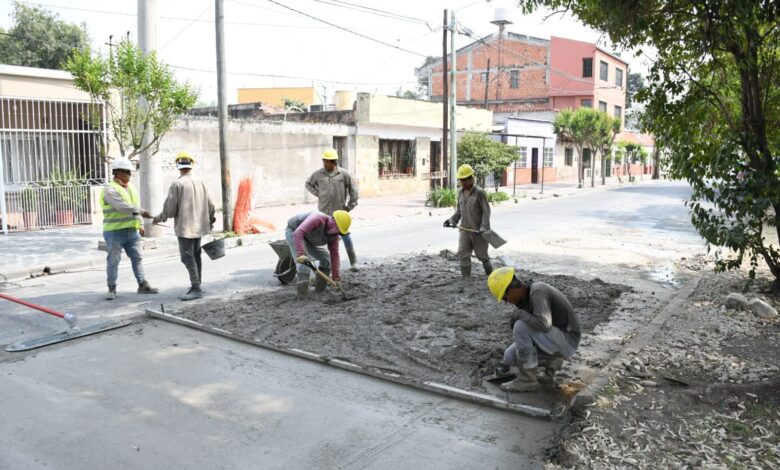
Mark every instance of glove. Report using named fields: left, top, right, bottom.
left=296, top=255, right=309, bottom=264
left=443, top=219, right=452, bottom=228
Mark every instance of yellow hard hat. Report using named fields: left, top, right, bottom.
left=333, top=210, right=351, bottom=235
left=487, top=267, right=516, bottom=303
left=175, top=151, right=196, bottom=168
left=322, top=148, right=339, bottom=161
left=456, top=164, right=474, bottom=180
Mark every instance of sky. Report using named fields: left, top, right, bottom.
left=0, top=0, right=644, bottom=105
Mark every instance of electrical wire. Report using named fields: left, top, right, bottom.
left=158, top=3, right=213, bottom=51
left=304, top=0, right=429, bottom=26
left=169, top=64, right=417, bottom=85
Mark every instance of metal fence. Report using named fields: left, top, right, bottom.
left=0, top=96, right=106, bottom=233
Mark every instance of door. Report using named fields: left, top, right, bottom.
left=531, top=148, right=539, bottom=184
left=429, top=141, right=441, bottom=189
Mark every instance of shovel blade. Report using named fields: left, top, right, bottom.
left=482, top=230, right=507, bottom=249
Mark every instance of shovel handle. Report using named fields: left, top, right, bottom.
left=303, top=260, right=338, bottom=287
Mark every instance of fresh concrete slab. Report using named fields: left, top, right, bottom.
left=0, top=320, right=552, bottom=469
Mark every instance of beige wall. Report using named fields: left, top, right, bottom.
left=355, top=93, right=492, bottom=132
left=0, top=75, right=90, bottom=101
left=237, top=87, right=322, bottom=108
left=355, top=134, right=430, bottom=197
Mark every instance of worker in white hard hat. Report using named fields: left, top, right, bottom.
left=305, top=148, right=360, bottom=271
left=150, top=151, right=215, bottom=301
left=486, top=267, right=581, bottom=392
left=443, top=164, right=493, bottom=276
left=285, top=209, right=351, bottom=300
left=101, top=157, right=158, bottom=300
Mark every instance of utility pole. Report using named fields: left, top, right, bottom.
left=216, top=0, right=232, bottom=231
left=449, top=11, right=458, bottom=189
left=441, top=9, right=448, bottom=189
left=137, top=0, right=163, bottom=238
left=483, top=58, right=491, bottom=109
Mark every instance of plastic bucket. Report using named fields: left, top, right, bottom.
left=201, top=238, right=226, bottom=260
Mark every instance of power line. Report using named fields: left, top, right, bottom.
left=305, top=0, right=429, bottom=26
left=170, top=64, right=417, bottom=85
left=159, top=3, right=213, bottom=51
left=256, top=0, right=429, bottom=58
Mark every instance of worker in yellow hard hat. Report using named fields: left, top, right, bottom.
left=305, top=148, right=360, bottom=271
left=486, top=267, right=581, bottom=392
left=285, top=209, right=352, bottom=300
left=443, top=163, right=493, bottom=277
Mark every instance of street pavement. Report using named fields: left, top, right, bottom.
left=0, top=179, right=704, bottom=468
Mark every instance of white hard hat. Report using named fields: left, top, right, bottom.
left=111, top=157, right=133, bottom=172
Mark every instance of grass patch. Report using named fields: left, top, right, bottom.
left=425, top=187, right=457, bottom=208
left=487, top=191, right=510, bottom=204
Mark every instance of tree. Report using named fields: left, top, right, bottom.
left=282, top=97, right=306, bottom=110
left=553, top=107, right=600, bottom=188
left=457, top=133, right=517, bottom=188
left=616, top=141, right=648, bottom=183
left=625, top=72, right=644, bottom=109
left=518, top=1, right=780, bottom=290
left=414, top=56, right=439, bottom=100
left=590, top=113, right=622, bottom=186
left=66, top=39, right=198, bottom=160
left=0, top=3, right=89, bottom=70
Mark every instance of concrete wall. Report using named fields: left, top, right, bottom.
left=0, top=65, right=91, bottom=101
left=356, top=93, right=492, bottom=133
left=158, top=118, right=350, bottom=209
left=354, top=129, right=431, bottom=198
left=237, top=87, right=321, bottom=108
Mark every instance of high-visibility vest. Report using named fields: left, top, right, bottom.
left=101, top=181, right=141, bottom=232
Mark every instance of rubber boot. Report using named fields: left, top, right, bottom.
left=482, top=260, right=494, bottom=275
left=296, top=280, right=309, bottom=300
left=500, top=367, right=540, bottom=392
left=346, top=247, right=359, bottom=272
left=314, top=268, right=330, bottom=292
left=106, top=285, right=117, bottom=300
left=460, top=260, right=472, bottom=277
left=180, top=286, right=204, bottom=301
left=539, top=357, right=564, bottom=384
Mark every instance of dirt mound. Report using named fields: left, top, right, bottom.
left=177, top=253, right=630, bottom=392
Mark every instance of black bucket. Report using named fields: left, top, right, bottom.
left=201, top=238, right=226, bottom=260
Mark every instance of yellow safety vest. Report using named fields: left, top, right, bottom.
left=101, top=181, right=141, bottom=232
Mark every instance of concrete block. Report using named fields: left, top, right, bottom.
left=747, top=298, right=778, bottom=320
left=724, top=293, right=748, bottom=309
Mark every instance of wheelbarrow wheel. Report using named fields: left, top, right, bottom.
left=274, top=257, right=297, bottom=284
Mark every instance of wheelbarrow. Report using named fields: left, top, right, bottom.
left=269, top=239, right=297, bottom=284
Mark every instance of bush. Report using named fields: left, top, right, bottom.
left=425, top=187, right=457, bottom=207
left=487, top=191, right=510, bottom=204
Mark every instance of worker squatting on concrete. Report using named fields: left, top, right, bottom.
left=305, top=148, right=359, bottom=271
left=487, top=267, right=581, bottom=392
left=150, top=152, right=216, bottom=301
left=443, top=164, right=494, bottom=276
left=101, top=157, right=159, bottom=300
left=286, top=210, right=352, bottom=300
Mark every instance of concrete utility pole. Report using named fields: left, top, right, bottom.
left=137, top=0, right=164, bottom=238
left=442, top=9, right=448, bottom=189
left=216, top=0, right=232, bottom=231
left=449, top=11, right=458, bottom=189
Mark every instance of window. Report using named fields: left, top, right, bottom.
left=516, top=147, right=528, bottom=167
left=599, top=101, right=607, bottom=113
left=378, top=139, right=415, bottom=177
left=582, top=58, right=593, bottom=78
left=481, top=71, right=489, bottom=82
left=615, top=68, right=623, bottom=87
left=510, top=70, right=519, bottom=89
left=564, top=148, right=574, bottom=166
left=599, top=60, right=609, bottom=81
left=582, top=148, right=592, bottom=166
left=614, top=105, right=622, bottom=120
left=543, top=147, right=553, bottom=168
left=581, top=99, right=593, bottom=108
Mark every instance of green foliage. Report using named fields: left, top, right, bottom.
left=378, top=154, right=392, bottom=171
left=49, top=168, right=88, bottom=205
left=425, top=187, right=457, bottom=208
left=457, top=133, right=517, bottom=187
left=553, top=107, right=606, bottom=187
left=487, top=191, right=510, bottom=204
left=415, top=56, right=439, bottom=99
left=517, top=0, right=780, bottom=286
left=0, top=3, right=89, bottom=70
left=66, top=40, right=198, bottom=161
left=283, top=97, right=306, bottom=110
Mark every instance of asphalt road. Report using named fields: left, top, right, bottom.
left=0, top=181, right=705, bottom=469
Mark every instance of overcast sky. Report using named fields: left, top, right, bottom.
left=0, top=0, right=643, bottom=104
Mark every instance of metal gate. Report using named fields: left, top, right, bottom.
left=0, top=96, right=107, bottom=233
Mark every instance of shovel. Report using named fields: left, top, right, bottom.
left=456, top=225, right=508, bottom=249
left=302, top=260, right=355, bottom=301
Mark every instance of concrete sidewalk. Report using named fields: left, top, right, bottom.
left=0, top=178, right=664, bottom=282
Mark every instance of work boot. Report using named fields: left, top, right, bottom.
left=482, top=260, right=494, bottom=275
left=346, top=247, right=359, bottom=272
left=179, top=286, right=204, bottom=301
left=105, top=285, right=117, bottom=300
left=314, top=269, right=330, bottom=292
left=500, top=367, right=540, bottom=392
left=460, top=262, right=472, bottom=277
left=137, top=280, right=159, bottom=294
left=539, top=357, right=564, bottom=384
left=296, top=281, right=309, bottom=300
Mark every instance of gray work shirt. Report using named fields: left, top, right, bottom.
left=305, top=166, right=358, bottom=216
left=511, top=281, right=582, bottom=343
left=448, top=185, right=491, bottom=232
left=153, top=174, right=216, bottom=239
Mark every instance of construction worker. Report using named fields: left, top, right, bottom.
left=487, top=267, right=581, bottom=392
left=150, top=151, right=216, bottom=301
left=305, top=148, right=359, bottom=271
left=285, top=210, right=351, bottom=300
left=443, top=164, right=493, bottom=276
left=101, top=157, right=159, bottom=300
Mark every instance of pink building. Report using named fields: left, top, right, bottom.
left=548, top=36, right=629, bottom=127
